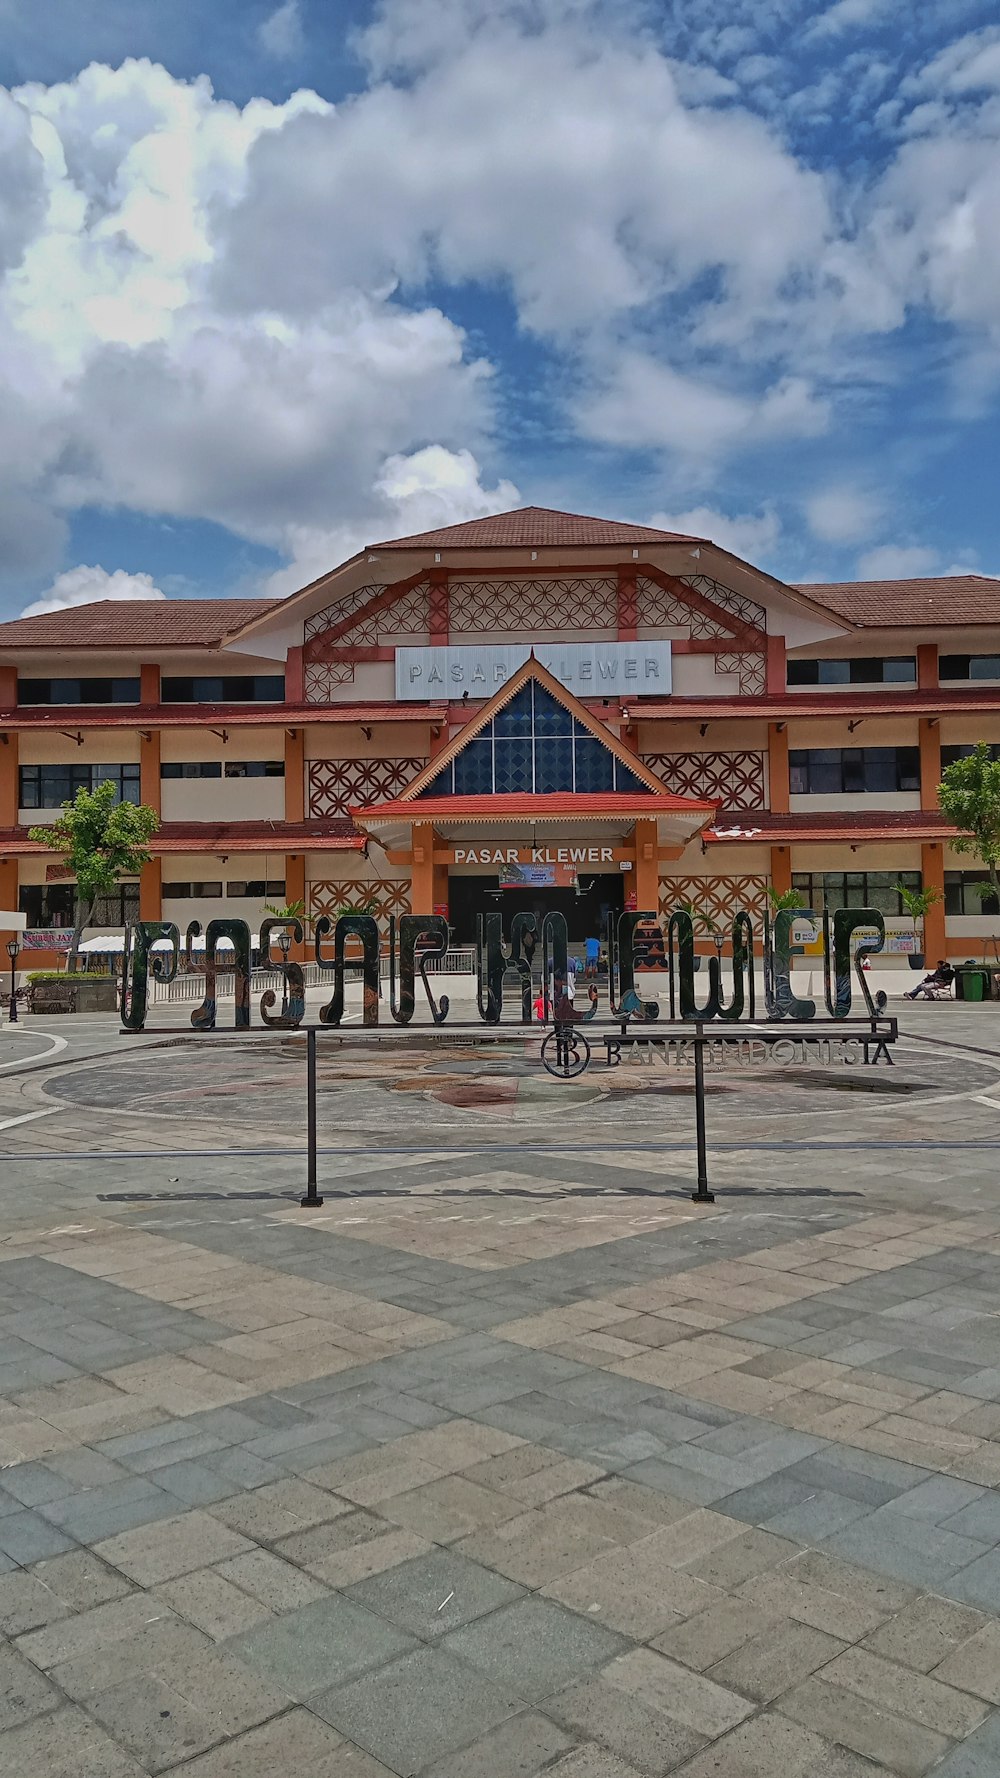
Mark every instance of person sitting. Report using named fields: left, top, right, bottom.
left=905, top=960, right=954, bottom=1000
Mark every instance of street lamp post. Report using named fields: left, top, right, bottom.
left=277, top=927, right=291, bottom=1017
left=6, top=937, right=19, bottom=1025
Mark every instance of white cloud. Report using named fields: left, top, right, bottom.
left=806, top=486, right=884, bottom=545
left=20, top=563, right=165, bottom=617
left=856, top=544, right=940, bottom=579
left=257, top=0, right=304, bottom=60
left=579, top=354, right=828, bottom=460
left=648, top=504, right=781, bottom=564
left=808, top=0, right=890, bottom=39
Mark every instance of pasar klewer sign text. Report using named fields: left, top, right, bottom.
left=120, top=905, right=888, bottom=1034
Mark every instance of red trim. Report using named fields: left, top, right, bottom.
left=0, top=701, right=447, bottom=731
left=1, top=820, right=365, bottom=857
left=638, top=563, right=764, bottom=650
left=708, top=809, right=956, bottom=843
left=636, top=689, right=1000, bottom=719
left=617, top=567, right=637, bottom=642
left=766, top=635, right=785, bottom=695
left=355, top=791, right=717, bottom=823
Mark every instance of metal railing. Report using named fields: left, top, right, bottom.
left=150, top=949, right=479, bottom=1003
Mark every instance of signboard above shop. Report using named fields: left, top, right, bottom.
left=396, top=641, right=671, bottom=701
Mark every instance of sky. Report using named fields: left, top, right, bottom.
left=2, top=0, right=1000, bottom=620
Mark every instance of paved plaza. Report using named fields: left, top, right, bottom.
left=3, top=1003, right=1000, bottom=1773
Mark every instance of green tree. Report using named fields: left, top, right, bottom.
left=894, top=883, right=942, bottom=955
left=766, top=885, right=805, bottom=912
left=938, top=743, right=1000, bottom=901
left=28, top=780, right=159, bottom=973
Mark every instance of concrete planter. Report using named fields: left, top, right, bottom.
left=29, top=977, right=118, bottom=1014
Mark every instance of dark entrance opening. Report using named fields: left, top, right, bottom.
left=448, top=871, right=626, bottom=946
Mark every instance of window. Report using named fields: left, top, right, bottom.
left=792, top=872, right=921, bottom=916
left=787, top=658, right=916, bottom=686
left=224, top=760, right=284, bottom=777
left=162, top=881, right=223, bottom=898
left=226, top=880, right=284, bottom=898
left=940, top=656, right=1000, bottom=681
left=945, top=872, right=1000, bottom=917
left=19, top=763, right=141, bottom=808
left=19, top=883, right=139, bottom=927
left=420, top=682, right=650, bottom=796
left=789, top=748, right=920, bottom=794
left=160, top=675, right=284, bottom=703
left=17, top=677, right=140, bottom=705
left=941, top=744, right=1000, bottom=769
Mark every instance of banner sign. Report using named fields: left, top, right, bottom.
left=498, top=862, right=580, bottom=887
left=396, top=641, right=671, bottom=700
left=454, top=845, right=614, bottom=867
left=23, top=928, right=72, bottom=950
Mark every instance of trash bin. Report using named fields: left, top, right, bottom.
left=956, top=967, right=988, bottom=1002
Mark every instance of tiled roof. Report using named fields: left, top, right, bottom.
left=355, top=792, right=715, bottom=823
left=0, top=701, right=447, bottom=729
left=0, top=599, right=278, bottom=649
left=635, top=688, right=1000, bottom=720
left=802, top=576, right=1000, bottom=627
left=708, top=809, right=955, bottom=843
left=0, top=820, right=364, bottom=856
left=370, top=506, right=701, bottom=551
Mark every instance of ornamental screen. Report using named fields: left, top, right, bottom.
left=417, top=682, right=653, bottom=797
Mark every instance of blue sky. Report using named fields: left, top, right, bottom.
left=1, top=0, right=1000, bottom=619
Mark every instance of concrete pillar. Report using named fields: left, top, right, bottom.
left=919, top=718, right=941, bottom=812
left=917, top=643, right=938, bottom=691
left=285, top=728, right=305, bottom=822
left=633, top=819, right=659, bottom=915
left=922, top=841, right=946, bottom=961
left=139, top=728, right=160, bottom=815
left=0, top=729, right=17, bottom=828
left=139, top=857, right=162, bottom=922
left=768, top=723, right=789, bottom=814
left=411, top=824, right=435, bottom=915
left=285, top=853, right=307, bottom=959
left=770, top=844, right=792, bottom=895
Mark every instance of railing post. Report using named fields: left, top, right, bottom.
left=300, top=1026, right=324, bottom=1208
left=691, top=1021, right=715, bottom=1204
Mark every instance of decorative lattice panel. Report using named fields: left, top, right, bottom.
left=636, top=577, right=729, bottom=638
left=659, top=875, right=770, bottom=923
left=449, top=578, right=616, bottom=633
left=307, top=758, right=425, bottom=818
left=339, top=582, right=430, bottom=646
left=308, top=879, right=410, bottom=925
left=643, top=752, right=765, bottom=808
left=304, top=584, right=386, bottom=641
left=682, top=575, right=766, bottom=633
left=714, top=651, right=766, bottom=696
left=305, top=660, right=356, bottom=702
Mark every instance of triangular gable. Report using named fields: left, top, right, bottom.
left=401, top=656, right=666, bottom=801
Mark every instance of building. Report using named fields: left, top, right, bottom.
left=1, top=505, right=998, bottom=972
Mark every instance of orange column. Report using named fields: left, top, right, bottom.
left=139, top=857, right=162, bottom=922
left=0, top=857, right=18, bottom=922
left=140, top=662, right=160, bottom=706
left=0, top=730, right=17, bottom=828
left=411, top=824, right=435, bottom=915
left=768, top=723, right=789, bottom=814
left=917, top=643, right=938, bottom=690
left=285, top=728, right=305, bottom=822
left=285, top=852, right=306, bottom=959
left=766, top=635, right=786, bottom=694
left=286, top=646, right=304, bottom=704
left=919, top=718, right=941, bottom=812
left=770, top=845, right=792, bottom=895
left=139, top=728, right=160, bottom=815
left=634, top=819, right=659, bottom=914
left=922, top=841, right=946, bottom=961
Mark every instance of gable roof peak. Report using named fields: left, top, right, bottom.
left=368, top=505, right=704, bottom=552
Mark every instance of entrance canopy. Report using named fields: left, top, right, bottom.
left=352, top=656, right=716, bottom=851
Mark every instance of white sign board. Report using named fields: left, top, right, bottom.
left=396, top=641, right=671, bottom=701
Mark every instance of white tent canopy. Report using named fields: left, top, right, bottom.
left=78, top=933, right=261, bottom=954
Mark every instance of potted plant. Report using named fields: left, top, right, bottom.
left=894, top=883, right=942, bottom=971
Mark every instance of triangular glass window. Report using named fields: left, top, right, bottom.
left=417, top=680, right=655, bottom=797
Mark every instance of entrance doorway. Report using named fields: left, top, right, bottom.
left=448, top=871, right=625, bottom=945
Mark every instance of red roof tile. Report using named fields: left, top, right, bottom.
left=370, top=506, right=701, bottom=551
left=708, top=809, right=955, bottom=843
left=355, top=791, right=715, bottom=823
left=0, top=820, right=364, bottom=856
left=801, top=576, right=1000, bottom=627
left=0, top=599, right=278, bottom=649
left=0, top=701, right=447, bottom=729
left=635, top=688, right=1000, bottom=720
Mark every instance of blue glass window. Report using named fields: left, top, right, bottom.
left=415, top=679, right=655, bottom=798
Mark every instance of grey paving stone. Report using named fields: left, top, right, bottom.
left=0, top=1509, right=77, bottom=1564
left=32, top=1550, right=133, bottom=1612
left=823, top=1510, right=989, bottom=1590
left=762, top=1489, right=875, bottom=1543
left=443, top=1596, right=627, bottom=1703
left=547, top=1674, right=706, bottom=1773
left=783, top=1451, right=931, bottom=1508
left=890, top=1477, right=986, bottom=1525
left=84, top=1675, right=227, bottom=1773
left=312, top=1645, right=524, bottom=1774
left=165, top=1708, right=395, bottom=1776
left=0, top=1645, right=62, bottom=1730
left=0, top=1703, right=148, bottom=1778
left=940, top=1491, right=1000, bottom=1543
left=931, top=1710, right=1000, bottom=1776
left=223, top=1592, right=417, bottom=1699
left=422, top=1709, right=575, bottom=1777
left=709, top=1620, right=846, bottom=1703
left=943, top=1548, right=1000, bottom=1613
left=777, top=1675, right=951, bottom=1776
left=38, top=1477, right=180, bottom=1544
left=864, top=1594, right=988, bottom=1673
left=94, top=1510, right=253, bottom=1584
left=346, top=1547, right=525, bottom=1639
left=620, top=1459, right=734, bottom=1506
